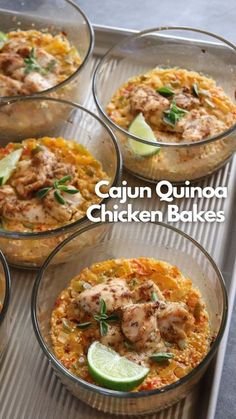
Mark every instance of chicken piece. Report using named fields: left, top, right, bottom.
left=10, top=147, right=56, bottom=198
left=34, top=48, right=58, bottom=71
left=10, top=147, right=75, bottom=198
left=129, top=85, right=169, bottom=124
left=121, top=302, right=161, bottom=351
left=0, top=74, right=23, bottom=96
left=174, top=88, right=200, bottom=110
left=132, top=280, right=165, bottom=303
left=100, top=324, right=123, bottom=350
left=0, top=52, right=25, bottom=77
left=43, top=188, right=83, bottom=223
left=23, top=71, right=56, bottom=93
left=177, top=111, right=227, bottom=142
left=0, top=185, right=56, bottom=225
left=77, top=278, right=132, bottom=314
left=157, top=302, right=194, bottom=343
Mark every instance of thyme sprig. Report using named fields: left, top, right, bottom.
left=37, top=175, right=80, bottom=205
left=163, top=101, right=189, bottom=127
left=94, top=299, right=120, bottom=337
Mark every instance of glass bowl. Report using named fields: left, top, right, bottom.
left=0, top=0, right=94, bottom=105
left=93, top=27, right=236, bottom=183
left=31, top=221, right=227, bottom=415
left=0, top=249, right=11, bottom=360
left=0, top=97, right=122, bottom=269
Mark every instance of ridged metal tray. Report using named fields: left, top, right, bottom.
left=0, top=24, right=236, bottom=419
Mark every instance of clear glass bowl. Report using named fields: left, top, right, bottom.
left=93, top=27, right=236, bottom=183
left=0, top=0, right=94, bottom=104
left=31, top=221, right=227, bottom=415
left=0, top=250, right=11, bottom=360
left=0, top=97, right=122, bottom=269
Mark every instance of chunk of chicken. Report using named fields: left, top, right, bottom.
left=130, top=85, right=169, bottom=124
left=0, top=185, right=56, bottom=225
left=176, top=111, right=227, bottom=142
left=132, top=280, right=165, bottom=303
left=77, top=278, right=132, bottom=314
left=43, top=188, right=84, bottom=223
left=0, top=74, right=23, bottom=96
left=121, top=302, right=161, bottom=351
left=0, top=52, right=25, bottom=77
left=174, top=88, right=200, bottom=110
left=100, top=324, right=123, bottom=350
left=157, top=302, right=194, bottom=343
left=10, top=147, right=75, bottom=198
left=23, top=71, right=56, bottom=93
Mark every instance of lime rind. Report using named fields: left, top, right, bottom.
left=128, top=113, right=160, bottom=157
left=87, top=341, right=149, bottom=391
left=0, top=148, right=23, bottom=185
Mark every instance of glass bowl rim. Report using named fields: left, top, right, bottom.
left=0, top=96, right=122, bottom=239
left=0, top=250, right=11, bottom=327
left=93, top=25, right=236, bottom=148
left=0, top=0, right=94, bottom=101
left=31, top=220, right=228, bottom=400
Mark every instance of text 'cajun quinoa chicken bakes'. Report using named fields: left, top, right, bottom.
left=0, top=137, right=108, bottom=232
left=51, top=258, right=211, bottom=391
left=106, top=67, right=236, bottom=181
left=0, top=29, right=81, bottom=96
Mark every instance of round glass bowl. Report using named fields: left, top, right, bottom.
left=0, top=97, right=122, bottom=269
left=93, top=27, right=236, bottom=183
left=31, top=221, right=227, bottom=415
left=0, top=249, right=11, bottom=360
left=0, top=0, right=94, bottom=104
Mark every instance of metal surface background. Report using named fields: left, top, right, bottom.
left=0, top=25, right=236, bottom=419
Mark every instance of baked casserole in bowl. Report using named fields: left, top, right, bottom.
left=32, top=221, right=227, bottom=415
left=0, top=97, right=122, bottom=269
left=93, top=27, right=236, bottom=183
left=0, top=249, right=11, bottom=359
left=0, top=0, right=94, bottom=139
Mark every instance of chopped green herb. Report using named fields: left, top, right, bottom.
left=24, top=48, right=42, bottom=74
left=57, top=185, right=80, bottom=194
left=150, top=352, right=174, bottom=362
left=100, top=321, right=108, bottom=336
left=156, top=86, right=174, bottom=97
left=100, top=298, right=107, bottom=315
left=0, top=31, right=8, bottom=49
left=31, top=145, right=44, bottom=155
left=106, top=314, right=120, bottom=322
left=205, top=98, right=215, bottom=108
left=192, top=83, right=199, bottom=97
left=36, top=187, right=52, bottom=199
left=58, top=175, right=72, bottom=185
left=151, top=291, right=158, bottom=302
left=163, top=101, right=188, bottom=127
left=76, top=321, right=92, bottom=330
left=54, top=190, right=66, bottom=205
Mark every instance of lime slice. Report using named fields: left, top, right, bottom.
left=87, top=341, right=149, bottom=391
left=0, top=148, right=23, bottom=185
left=128, top=113, right=160, bottom=157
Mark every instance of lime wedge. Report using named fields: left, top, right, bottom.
left=128, top=113, right=160, bottom=157
left=87, top=341, right=149, bottom=391
left=0, top=148, right=23, bottom=185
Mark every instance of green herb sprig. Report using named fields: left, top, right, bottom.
left=149, top=352, right=174, bottom=362
left=156, top=86, right=174, bottom=98
left=163, top=101, right=189, bottom=127
left=94, top=299, right=120, bottom=337
left=37, top=175, right=80, bottom=205
left=24, top=47, right=56, bottom=75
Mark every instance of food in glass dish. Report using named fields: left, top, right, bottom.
left=0, top=137, right=108, bottom=233
left=50, top=257, right=210, bottom=392
left=0, top=29, right=81, bottom=96
left=106, top=67, right=236, bottom=181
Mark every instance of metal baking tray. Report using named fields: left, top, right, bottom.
left=0, top=24, right=236, bottom=419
